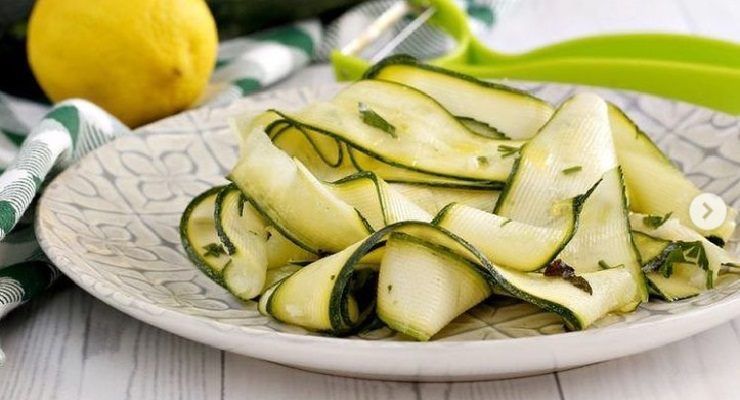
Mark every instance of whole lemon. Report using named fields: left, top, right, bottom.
left=28, top=0, right=218, bottom=127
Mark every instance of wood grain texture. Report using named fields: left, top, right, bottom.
left=0, top=285, right=223, bottom=400
left=2, top=1, right=740, bottom=399
left=223, top=354, right=562, bottom=400
left=558, top=322, right=740, bottom=400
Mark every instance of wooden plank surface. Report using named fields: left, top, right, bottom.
left=1, top=1, right=739, bottom=399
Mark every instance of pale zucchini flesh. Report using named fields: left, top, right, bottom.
left=609, top=105, right=737, bottom=241
left=389, top=183, right=500, bottom=214
left=229, top=129, right=372, bottom=254
left=495, top=93, right=618, bottom=227
left=265, top=226, right=318, bottom=268
left=215, top=185, right=269, bottom=300
left=377, top=233, right=492, bottom=341
left=433, top=189, right=589, bottom=272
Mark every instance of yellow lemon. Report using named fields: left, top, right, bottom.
left=28, top=0, right=218, bottom=127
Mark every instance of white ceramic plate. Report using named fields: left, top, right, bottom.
left=35, top=82, right=740, bottom=381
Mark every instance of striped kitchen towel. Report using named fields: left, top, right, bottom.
left=0, top=0, right=505, bottom=363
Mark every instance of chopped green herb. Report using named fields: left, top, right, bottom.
left=202, top=242, right=226, bottom=258
left=358, top=102, right=397, bottom=137
left=330, top=274, right=336, bottom=281
left=476, top=155, right=490, bottom=166
left=562, top=165, right=582, bottom=175
left=387, top=284, right=393, bottom=293
left=499, top=218, right=512, bottom=227
left=642, top=240, right=709, bottom=281
left=497, top=144, right=520, bottom=159
left=567, top=276, right=593, bottom=295
left=643, top=212, right=673, bottom=229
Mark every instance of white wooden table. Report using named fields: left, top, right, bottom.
left=2, top=1, right=739, bottom=398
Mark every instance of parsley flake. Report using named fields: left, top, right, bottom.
left=202, top=243, right=226, bottom=258
left=643, top=212, right=673, bottom=229
left=358, top=102, right=397, bottom=137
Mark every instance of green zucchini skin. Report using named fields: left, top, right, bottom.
left=456, top=116, right=510, bottom=140
left=346, top=146, right=503, bottom=189
left=363, top=54, right=543, bottom=101
left=268, top=122, right=346, bottom=168
left=363, top=55, right=554, bottom=140
left=214, top=184, right=241, bottom=255
left=180, top=186, right=229, bottom=287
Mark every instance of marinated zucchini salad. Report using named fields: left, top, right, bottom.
left=180, top=55, right=739, bottom=341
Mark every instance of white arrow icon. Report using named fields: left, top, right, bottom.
left=689, top=193, right=727, bottom=231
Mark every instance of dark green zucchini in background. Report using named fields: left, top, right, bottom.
left=207, top=0, right=366, bottom=38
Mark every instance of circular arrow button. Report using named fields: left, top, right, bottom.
left=689, top=193, right=727, bottom=231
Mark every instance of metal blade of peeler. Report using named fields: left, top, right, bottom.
left=340, top=1, right=436, bottom=62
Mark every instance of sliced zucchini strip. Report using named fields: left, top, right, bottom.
left=609, top=105, right=737, bottom=241
left=214, top=185, right=269, bottom=300
left=348, top=146, right=500, bottom=188
left=262, top=222, right=642, bottom=335
left=493, top=93, right=647, bottom=303
left=389, top=183, right=499, bottom=214
left=558, top=168, right=647, bottom=307
left=433, top=184, right=591, bottom=272
left=495, top=93, right=618, bottom=227
left=229, top=129, right=372, bottom=254
left=363, top=55, right=554, bottom=140
left=377, top=233, right=492, bottom=341
left=180, top=186, right=231, bottom=286
left=328, top=172, right=431, bottom=230
left=259, top=240, right=380, bottom=334
left=494, top=265, right=638, bottom=330
left=278, top=80, right=522, bottom=182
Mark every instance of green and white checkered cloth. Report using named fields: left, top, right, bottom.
left=0, top=0, right=502, bottom=362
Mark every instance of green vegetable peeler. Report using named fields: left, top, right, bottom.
left=331, top=0, right=740, bottom=114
